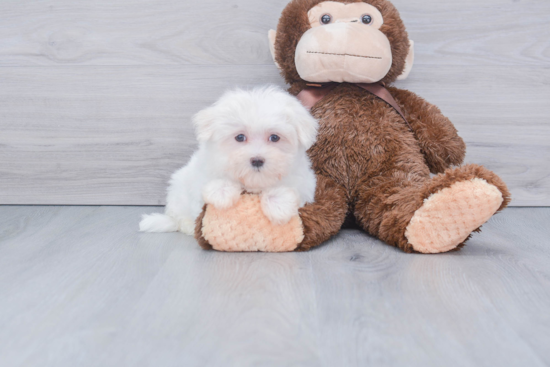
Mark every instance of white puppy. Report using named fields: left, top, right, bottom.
left=139, top=86, right=318, bottom=235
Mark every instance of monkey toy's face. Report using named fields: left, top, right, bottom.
left=269, top=0, right=414, bottom=87
left=297, top=1, right=392, bottom=83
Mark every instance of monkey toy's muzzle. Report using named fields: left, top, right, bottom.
left=295, top=22, right=393, bottom=84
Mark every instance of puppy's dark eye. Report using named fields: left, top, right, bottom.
left=321, top=14, right=332, bottom=25
left=269, top=134, right=280, bottom=143
left=362, top=14, right=372, bottom=24
left=235, top=134, right=246, bottom=142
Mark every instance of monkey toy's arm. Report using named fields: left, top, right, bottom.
left=389, top=87, right=467, bottom=174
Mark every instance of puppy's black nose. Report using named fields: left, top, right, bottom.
left=251, top=157, right=265, bottom=168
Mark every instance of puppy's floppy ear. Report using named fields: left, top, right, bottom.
left=193, top=107, right=217, bottom=142
left=285, top=97, right=318, bottom=150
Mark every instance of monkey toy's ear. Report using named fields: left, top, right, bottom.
left=397, top=40, right=415, bottom=81
left=268, top=30, right=281, bottom=70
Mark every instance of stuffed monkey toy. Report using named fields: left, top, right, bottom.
left=195, top=0, right=511, bottom=253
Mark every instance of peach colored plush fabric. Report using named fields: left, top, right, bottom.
left=406, top=178, right=504, bottom=254
left=201, top=194, right=304, bottom=252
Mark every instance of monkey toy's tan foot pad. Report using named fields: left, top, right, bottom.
left=405, top=178, right=504, bottom=254
left=199, top=194, right=304, bottom=252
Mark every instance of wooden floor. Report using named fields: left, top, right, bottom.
left=0, top=206, right=549, bottom=366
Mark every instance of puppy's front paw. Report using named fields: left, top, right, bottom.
left=261, top=187, right=300, bottom=225
left=203, top=180, right=242, bottom=210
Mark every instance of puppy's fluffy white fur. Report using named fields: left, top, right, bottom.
left=140, top=86, right=318, bottom=235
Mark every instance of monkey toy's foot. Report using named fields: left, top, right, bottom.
left=195, top=194, right=303, bottom=252
left=405, top=165, right=510, bottom=254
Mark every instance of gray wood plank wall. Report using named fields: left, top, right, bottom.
left=0, top=0, right=549, bottom=206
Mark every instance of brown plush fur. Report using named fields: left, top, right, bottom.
left=196, top=0, right=511, bottom=253
left=291, top=82, right=510, bottom=252
left=195, top=204, right=213, bottom=250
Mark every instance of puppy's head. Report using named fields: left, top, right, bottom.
left=193, top=86, right=318, bottom=190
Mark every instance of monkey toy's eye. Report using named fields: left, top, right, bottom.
left=235, top=134, right=247, bottom=142
left=269, top=134, right=280, bottom=143
left=321, top=14, right=332, bottom=25
left=362, top=14, right=372, bottom=25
